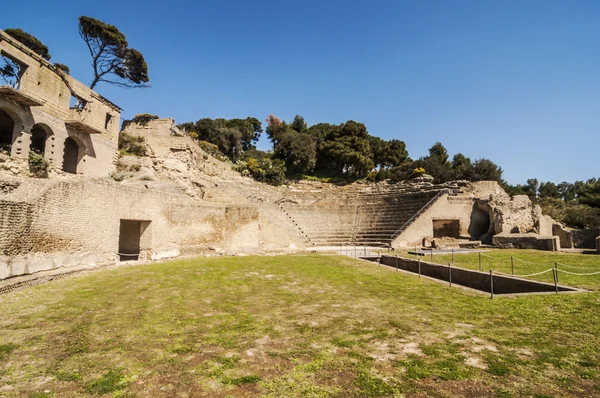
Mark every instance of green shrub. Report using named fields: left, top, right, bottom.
left=118, top=132, right=147, bottom=156
left=28, top=151, right=49, bottom=178
left=198, top=140, right=223, bottom=158
left=121, top=113, right=159, bottom=131
left=110, top=171, right=131, bottom=182
left=236, top=157, right=286, bottom=186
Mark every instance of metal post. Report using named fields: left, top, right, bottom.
left=395, top=254, right=398, bottom=271
left=448, top=263, right=452, bottom=287
left=430, top=249, right=433, bottom=263
left=511, top=256, right=514, bottom=276
left=418, top=257, right=421, bottom=278
left=490, top=270, right=494, bottom=299
left=452, top=248, right=454, bottom=265
left=555, top=262, right=559, bottom=284
left=553, top=268, right=558, bottom=293
left=479, top=252, right=482, bottom=271
left=364, top=246, right=366, bottom=258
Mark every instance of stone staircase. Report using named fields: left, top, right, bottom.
left=277, top=184, right=455, bottom=246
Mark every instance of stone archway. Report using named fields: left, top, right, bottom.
left=30, top=124, right=52, bottom=156
left=62, top=136, right=84, bottom=174
left=0, top=109, right=16, bottom=153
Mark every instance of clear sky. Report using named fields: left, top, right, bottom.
left=2, top=0, right=599, bottom=184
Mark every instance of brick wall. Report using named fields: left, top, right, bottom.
left=0, top=179, right=271, bottom=279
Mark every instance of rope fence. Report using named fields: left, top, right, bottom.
left=492, top=268, right=555, bottom=278
left=556, top=269, right=600, bottom=276
left=555, top=262, right=600, bottom=271
left=412, top=250, right=600, bottom=281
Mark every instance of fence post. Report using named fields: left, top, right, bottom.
left=430, top=249, right=433, bottom=263
left=418, top=257, right=421, bottom=278
left=490, top=270, right=494, bottom=299
left=364, top=246, right=366, bottom=258
left=553, top=267, right=558, bottom=293
left=448, top=263, right=452, bottom=287
left=511, top=256, right=514, bottom=276
left=479, top=252, right=482, bottom=271
left=555, top=262, right=559, bottom=284
left=395, top=254, right=398, bottom=272
left=452, top=249, right=454, bottom=265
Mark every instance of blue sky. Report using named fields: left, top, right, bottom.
left=2, top=0, right=599, bottom=184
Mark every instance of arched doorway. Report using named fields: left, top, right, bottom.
left=30, top=124, right=51, bottom=156
left=63, top=137, right=82, bottom=174
left=0, top=109, right=15, bottom=153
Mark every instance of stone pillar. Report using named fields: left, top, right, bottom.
left=10, top=127, right=30, bottom=159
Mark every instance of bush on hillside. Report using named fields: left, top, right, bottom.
left=28, top=151, right=49, bottom=178
left=118, top=132, right=147, bottom=156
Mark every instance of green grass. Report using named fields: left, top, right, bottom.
left=0, top=253, right=599, bottom=396
left=398, top=249, right=600, bottom=290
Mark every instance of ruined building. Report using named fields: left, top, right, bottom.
left=0, top=30, right=119, bottom=176
left=0, top=30, right=596, bottom=283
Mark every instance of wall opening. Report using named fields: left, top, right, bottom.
left=433, top=219, right=460, bottom=238
left=30, top=124, right=50, bottom=156
left=105, top=113, right=113, bottom=130
left=62, top=136, right=82, bottom=174
left=0, top=109, right=15, bottom=154
left=119, top=220, right=141, bottom=261
left=468, top=204, right=491, bottom=241
left=118, top=219, right=151, bottom=261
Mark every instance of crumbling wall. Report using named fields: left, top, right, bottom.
left=0, top=178, right=299, bottom=280
left=492, top=233, right=559, bottom=251
left=0, top=30, right=119, bottom=176
left=570, top=228, right=600, bottom=249
left=392, top=194, right=475, bottom=248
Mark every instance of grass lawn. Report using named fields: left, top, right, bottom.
left=1, top=253, right=600, bottom=397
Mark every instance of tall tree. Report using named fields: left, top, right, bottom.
left=4, top=28, right=51, bottom=60
left=274, top=131, right=317, bottom=175
left=78, top=16, right=149, bottom=89
left=471, top=158, right=503, bottom=182
left=451, top=153, right=474, bottom=180
left=226, top=117, right=262, bottom=150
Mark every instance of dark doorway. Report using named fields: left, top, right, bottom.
left=433, top=219, right=461, bottom=238
left=63, top=137, right=80, bottom=174
left=468, top=204, right=491, bottom=241
left=30, top=125, right=49, bottom=155
left=119, top=220, right=142, bottom=261
left=0, top=109, right=15, bottom=153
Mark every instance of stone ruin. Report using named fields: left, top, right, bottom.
left=0, top=29, right=597, bottom=282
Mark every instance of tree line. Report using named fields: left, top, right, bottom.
left=179, top=114, right=505, bottom=184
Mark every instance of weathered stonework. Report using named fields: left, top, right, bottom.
left=0, top=30, right=119, bottom=177
left=2, top=31, right=589, bottom=283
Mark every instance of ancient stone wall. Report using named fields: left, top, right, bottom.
left=492, top=234, right=559, bottom=251
left=391, top=193, right=476, bottom=247
left=570, top=228, right=600, bottom=249
left=0, top=178, right=299, bottom=280
left=0, top=30, right=119, bottom=176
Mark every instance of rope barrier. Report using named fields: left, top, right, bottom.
left=492, top=268, right=555, bottom=278
left=512, top=257, right=545, bottom=265
left=556, top=269, right=600, bottom=276
left=555, top=262, right=600, bottom=271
